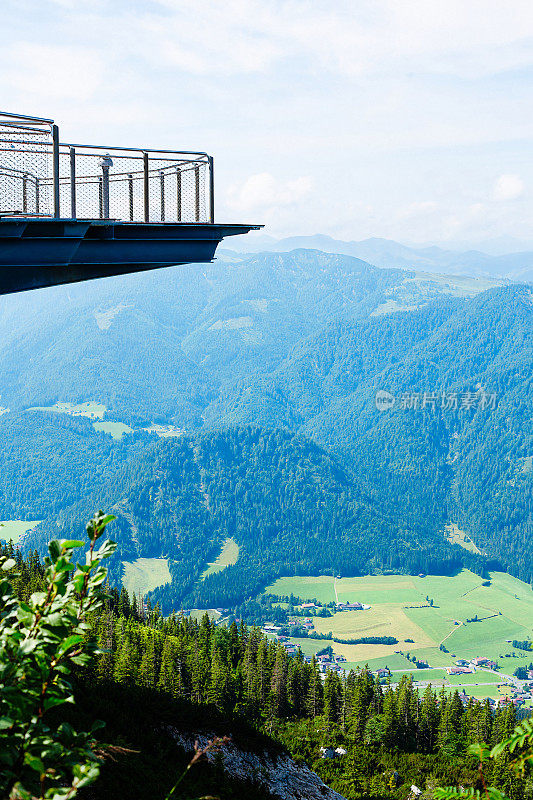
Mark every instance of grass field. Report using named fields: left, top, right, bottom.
left=267, top=575, right=338, bottom=603
left=441, top=685, right=503, bottom=701
left=28, top=401, right=106, bottom=419
left=201, top=538, right=239, bottom=579
left=122, top=557, right=171, bottom=598
left=0, top=519, right=41, bottom=544
left=93, top=420, right=133, bottom=440
left=265, top=570, right=533, bottom=685
left=409, top=669, right=449, bottom=682
left=288, top=638, right=333, bottom=657
left=344, top=653, right=415, bottom=672
left=444, top=523, right=481, bottom=554
left=445, top=670, right=499, bottom=685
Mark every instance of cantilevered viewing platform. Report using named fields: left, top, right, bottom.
left=0, top=111, right=260, bottom=294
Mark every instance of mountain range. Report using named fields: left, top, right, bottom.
left=0, top=248, right=529, bottom=611
left=225, top=234, right=533, bottom=282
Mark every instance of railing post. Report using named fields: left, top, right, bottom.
left=69, top=147, right=76, bottom=218
left=143, top=152, right=149, bottom=222
left=22, top=174, right=28, bottom=214
left=194, top=164, right=200, bottom=222
left=128, top=174, right=134, bottom=221
left=35, top=177, right=40, bottom=214
left=176, top=168, right=182, bottom=222
left=159, top=169, right=165, bottom=222
left=98, top=176, right=103, bottom=219
left=99, top=154, right=112, bottom=218
left=52, top=124, right=60, bottom=218
left=208, top=156, right=214, bottom=224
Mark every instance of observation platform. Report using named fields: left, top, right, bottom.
left=0, top=112, right=260, bottom=294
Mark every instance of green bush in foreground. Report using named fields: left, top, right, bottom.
left=435, top=718, right=533, bottom=800
left=0, top=511, right=116, bottom=800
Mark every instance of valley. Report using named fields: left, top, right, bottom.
left=0, top=249, right=528, bottom=699
left=4, top=4, right=533, bottom=797
left=261, top=569, right=533, bottom=705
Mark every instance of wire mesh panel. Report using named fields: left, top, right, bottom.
left=0, top=113, right=54, bottom=215
left=58, top=147, right=210, bottom=222
left=0, top=112, right=213, bottom=223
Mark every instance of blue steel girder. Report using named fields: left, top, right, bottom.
left=0, top=218, right=260, bottom=294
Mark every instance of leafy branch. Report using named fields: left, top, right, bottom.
left=0, top=511, right=116, bottom=800
left=434, top=719, right=533, bottom=800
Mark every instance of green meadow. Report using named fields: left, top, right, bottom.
left=187, top=609, right=223, bottom=622
left=122, top=557, right=171, bottom=598
left=265, top=570, right=533, bottom=693
left=28, top=401, right=106, bottom=419
left=0, top=519, right=41, bottom=544
left=93, top=420, right=133, bottom=440
left=445, top=669, right=499, bottom=685
left=201, top=538, right=239, bottom=579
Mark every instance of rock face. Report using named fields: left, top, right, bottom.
left=169, top=729, right=348, bottom=800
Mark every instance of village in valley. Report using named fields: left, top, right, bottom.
left=264, top=617, right=533, bottom=712
left=255, top=572, right=533, bottom=712
left=6, top=516, right=531, bottom=713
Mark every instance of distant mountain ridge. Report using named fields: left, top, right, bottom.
left=0, top=250, right=503, bottom=423
left=225, top=234, right=533, bottom=282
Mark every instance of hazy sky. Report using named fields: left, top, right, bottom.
left=3, top=0, right=533, bottom=247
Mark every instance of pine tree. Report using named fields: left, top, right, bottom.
left=307, top=657, right=323, bottom=718
left=208, top=647, right=230, bottom=711
left=323, top=670, right=342, bottom=727
left=189, top=639, right=210, bottom=704
left=228, top=621, right=242, bottom=669
left=269, top=646, right=289, bottom=718
left=349, top=668, right=376, bottom=740
left=381, top=685, right=397, bottom=748
left=419, top=685, right=438, bottom=752
left=396, top=674, right=417, bottom=750
left=438, top=690, right=464, bottom=755
left=138, top=630, right=158, bottom=689
left=96, top=609, right=115, bottom=681
left=157, top=636, right=182, bottom=697
left=113, top=632, right=137, bottom=685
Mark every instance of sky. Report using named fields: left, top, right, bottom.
left=2, top=0, right=533, bottom=248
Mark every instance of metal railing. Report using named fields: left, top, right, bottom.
left=0, top=111, right=214, bottom=223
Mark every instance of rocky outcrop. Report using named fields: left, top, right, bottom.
left=168, top=729, right=348, bottom=800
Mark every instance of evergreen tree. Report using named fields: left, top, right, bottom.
left=323, top=670, right=342, bottom=727
left=419, top=684, right=438, bottom=752
left=306, top=657, right=323, bottom=718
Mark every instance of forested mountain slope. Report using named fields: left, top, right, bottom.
left=206, top=286, right=533, bottom=581
left=0, top=250, right=501, bottom=423
left=12, top=425, right=478, bottom=613
left=0, top=250, right=529, bottom=607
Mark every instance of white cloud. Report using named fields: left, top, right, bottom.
left=491, top=174, right=525, bottom=202
left=227, top=173, right=313, bottom=214
left=135, top=0, right=533, bottom=79
left=122, top=0, right=533, bottom=77
left=25, top=0, right=530, bottom=83
left=2, top=0, right=533, bottom=244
